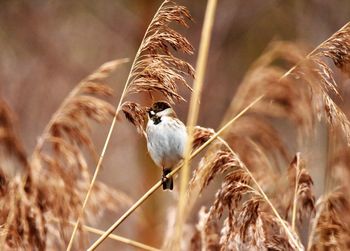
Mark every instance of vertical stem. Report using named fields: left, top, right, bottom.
left=175, top=0, right=217, bottom=249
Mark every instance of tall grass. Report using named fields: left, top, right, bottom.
left=1, top=1, right=350, bottom=251
left=0, top=59, right=135, bottom=250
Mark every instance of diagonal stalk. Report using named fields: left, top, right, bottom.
left=83, top=225, right=159, bottom=251
left=175, top=0, right=217, bottom=249
left=86, top=95, right=263, bottom=251
left=65, top=2, right=168, bottom=250
left=59, top=219, right=159, bottom=251
left=278, top=21, right=350, bottom=82
left=51, top=217, right=158, bottom=251
left=223, top=22, right=350, bottom=125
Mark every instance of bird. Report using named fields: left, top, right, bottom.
left=146, top=101, right=187, bottom=190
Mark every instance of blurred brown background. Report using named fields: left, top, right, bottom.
left=1, top=0, right=350, bottom=250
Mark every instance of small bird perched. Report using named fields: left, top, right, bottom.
left=146, top=101, right=187, bottom=190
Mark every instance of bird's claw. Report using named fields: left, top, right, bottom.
left=161, top=174, right=168, bottom=184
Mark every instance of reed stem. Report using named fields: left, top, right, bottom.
left=175, top=0, right=217, bottom=249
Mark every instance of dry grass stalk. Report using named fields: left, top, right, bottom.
left=175, top=0, right=218, bottom=249
left=49, top=218, right=160, bottom=251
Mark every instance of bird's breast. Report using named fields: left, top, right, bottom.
left=146, top=116, right=187, bottom=168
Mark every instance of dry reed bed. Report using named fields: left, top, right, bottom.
left=0, top=60, right=133, bottom=250
left=1, top=0, right=350, bottom=250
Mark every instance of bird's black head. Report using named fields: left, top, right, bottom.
left=148, top=101, right=171, bottom=117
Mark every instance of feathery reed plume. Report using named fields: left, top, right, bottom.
left=261, top=213, right=298, bottom=251
left=16, top=59, right=132, bottom=250
left=191, top=206, right=221, bottom=251
left=220, top=200, right=267, bottom=251
left=186, top=138, right=303, bottom=250
left=124, top=0, right=194, bottom=104
left=215, top=29, right=350, bottom=239
left=35, top=59, right=128, bottom=151
left=265, top=23, right=350, bottom=143
left=314, top=22, right=350, bottom=75
left=121, top=0, right=194, bottom=136
left=222, top=42, right=315, bottom=137
left=329, top=130, right=350, bottom=192
left=220, top=43, right=313, bottom=184
left=301, top=22, right=350, bottom=143
left=0, top=176, right=46, bottom=250
left=192, top=126, right=215, bottom=150
left=308, top=188, right=350, bottom=251
left=210, top=24, right=350, bottom=250
left=121, top=101, right=147, bottom=136
left=225, top=116, right=289, bottom=172
left=0, top=100, right=28, bottom=173
left=222, top=23, right=350, bottom=181
left=0, top=99, right=45, bottom=250
left=286, top=153, right=315, bottom=231
left=306, top=129, right=350, bottom=250
left=124, top=3, right=194, bottom=103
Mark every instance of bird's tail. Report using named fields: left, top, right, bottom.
left=162, top=169, right=173, bottom=190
